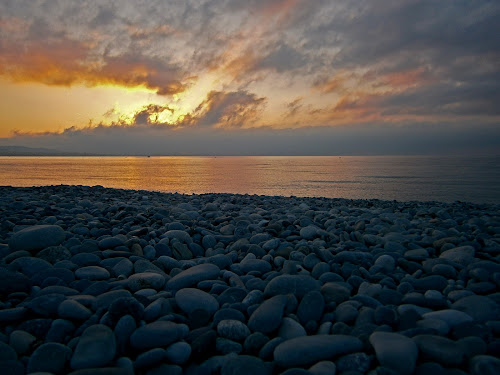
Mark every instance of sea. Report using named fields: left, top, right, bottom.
left=1, top=156, right=499, bottom=204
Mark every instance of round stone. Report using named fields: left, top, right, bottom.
left=175, top=288, right=219, bottom=316
left=71, top=324, right=116, bottom=370
left=130, top=321, right=183, bottom=350
left=217, top=320, right=251, bottom=341
left=369, top=332, right=418, bottom=375
left=274, top=335, right=363, bottom=367
left=248, top=295, right=288, bottom=334
left=165, top=342, right=192, bottom=365
left=470, top=355, right=500, bottom=375
left=278, top=317, right=306, bottom=340
left=127, top=272, right=166, bottom=291
left=27, top=342, right=71, bottom=374
left=413, top=334, right=465, bottom=366
left=9, top=225, right=65, bottom=253
left=57, top=299, right=92, bottom=321
left=75, top=266, right=110, bottom=281
left=264, top=275, right=321, bottom=299
left=452, top=295, right=500, bottom=322
left=166, top=263, right=220, bottom=290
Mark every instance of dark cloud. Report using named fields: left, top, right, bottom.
left=192, top=90, right=267, bottom=128
left=4, top=121, right=499, bottom=156
left=256, top=43, right=306, bottom=73
left=283, top=97, right=303, bottom=118
left=0, top=0, right=499, bottom=140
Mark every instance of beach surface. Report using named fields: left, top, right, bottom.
left=0, top=185, right=499, bottom=374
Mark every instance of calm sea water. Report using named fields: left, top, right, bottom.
left=0, top=156, right=499, bottom=204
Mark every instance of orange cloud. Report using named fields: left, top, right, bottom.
left=0, top=32, right=189, bottom=95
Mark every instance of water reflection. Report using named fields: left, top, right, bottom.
left=0, top=156, right=499, bottom=203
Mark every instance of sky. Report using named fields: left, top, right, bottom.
left=0, top=0, right=499, bottom=155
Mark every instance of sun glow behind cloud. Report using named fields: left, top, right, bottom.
left=0, top=0, right=498, bottom=154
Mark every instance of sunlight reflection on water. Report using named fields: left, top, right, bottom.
left=0, top=156, right=499, bottom=203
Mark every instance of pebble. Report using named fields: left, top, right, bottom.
left=308, top=361, right=337, bottom=375
left=9, top=225, right=66, bottom=253
left=221, top=354, right=273, bottom=375
left=175, top=288, right=219, bottom=316
left=217, top=320, right=251, bottom=341
left=127, top=272, right=166, bottom=291
left=57, top=299, right=92, bottom=321
left=75, top=266, right=110, bottom=280
left=0, top=185, right=499, bottom=374
left=297, top=291, right=324, bottom=324
left=71, top=324, right=116, bottom=369
left=9, top=330, right=36, bottom=356
left=130, top=321, right=183, bottom=350
left=413, top=334, right=465, bottom=366
left=166, top=263, right=220, bottom=290
left=451, top=295, right=500, bottom=322
left=278, top=317, right=306, bottom=339
left=248, top=295, right=288, bottom=333
left=421, top=309, right=473, bottom=328
left=439, top=245, right=475, bottom=266
left=264, top=275, right=320, bottom=299
left=165, top=342, right=192, bottom=364
left=27, top=342, right=72, bottom=374
left=274, top=335, right=363, bottom=367
left=469, top=355, right=500, bottom=375
left=369, top=332, right=418, bottom=375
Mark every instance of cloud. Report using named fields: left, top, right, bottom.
left=1, top=0, right=499, bottom=137
left=283, top=97, right=303, bottom=119
left=88, top=90, right=267, bottom=129
left=193, top=90, right=267, bottom=128
left=3, top=121, right=499, bottom=156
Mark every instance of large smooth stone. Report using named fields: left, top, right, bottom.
left=0, top=341, right=17, bottom=361
left=93, top=290, right=132, bottom=310
left=175, top=288, right=219, bottom=316
left=70, top=324, right=116, bottom=369
left=274, top=335, right=363, bottom=367
left=221, top=354, right=273, bottom=375
left=166, top=264, right=220, bottom=290
left=9, top=257, right=52, bottom=278
left=248, top=295, right=288, bottom=334
left=27, top=293, right=66, bottom=317
left=127, top=272, right=166, bottom=291
left=9, top=225, right=66, bottom=253
left=278, top=317, right=306, bottom=340
left=264, top=275, right=320, bottom=299
left=452, top=295, right=500, bottom=322
left=27, top=342, right=71, bottom=374
left=164, top=230, right=193, bottom=243
left=75, top=266, right=110, bottom=280
left=240, top=259, right=272, bottom=274
left=165, top=342, right=192, bottom=365
left=0, top=268, right=31, bottom=295
left=130, top=321, right=183, bottom=350
left=413, top=334, right=465, bottom=366
left=369, top=332, right=418, bottom=375
left=422, top=309, right=473, bottom=328
left=321, top=283, right=351, bottom=305
left=470, top=355, right=500, bottom=375
left=217, top=320, right=251, bottom=341
left=297, top=291, right=325, bottom=325
left=58, top=300, right=92, bottom=321
left=439, top=245, right=475, bottom=266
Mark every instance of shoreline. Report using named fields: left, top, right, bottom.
left=1, top=184, right=499, bottom=208
left=0, top=185, right=499, bottom=374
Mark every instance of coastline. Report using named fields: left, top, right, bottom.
left=0, top=185, right=499, bottom=374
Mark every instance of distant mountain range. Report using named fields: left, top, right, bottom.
left=0, top=146, right=99, bottom=156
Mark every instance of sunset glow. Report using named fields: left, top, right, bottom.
left=0, top=0, right=498, bottom=154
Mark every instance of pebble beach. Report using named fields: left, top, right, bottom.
left=1, top=185, right=499, bottom=375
